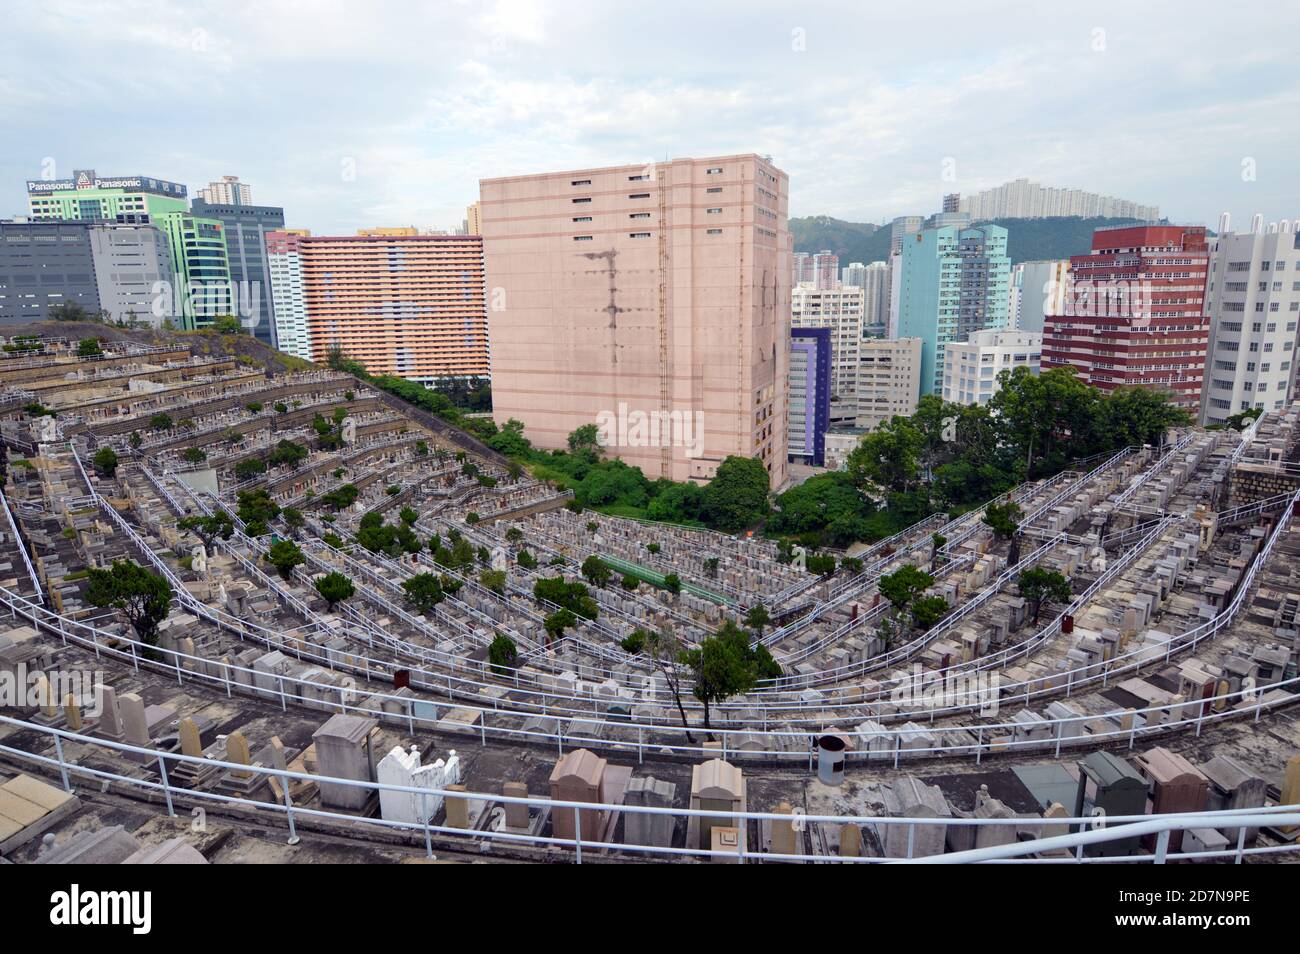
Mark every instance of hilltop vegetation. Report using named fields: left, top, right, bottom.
left=791, top=215, right=1159, bottom=266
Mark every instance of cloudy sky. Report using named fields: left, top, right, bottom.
left=3, top=0, right=1297, bottom=234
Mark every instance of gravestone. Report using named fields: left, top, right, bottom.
left=1074, top=751, right=1147, bottom=857
left=549, top=748, right=607, bottom=842
left=623, top=776, right=675, bottom=849
left=178, top=717, right=203, bottom=758
left=312, top=714, right=378, bottom=812
left=444, top=784, right=469, bottom=828
left=502, top=781, right=530, bottom=830
left=377, top=745, right=459, bottom=826
left=63, top=694, right=83, bottom=731
left=119, top=692, right=151, bottom=762
left=226, top=730, right=253, bottom=780
left=691, top=758, right=744, bottom=851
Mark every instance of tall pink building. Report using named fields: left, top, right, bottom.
left=480, top=154, right=790, bottom=488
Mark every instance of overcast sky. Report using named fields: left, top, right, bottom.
left=3, top=0, right=1297, bottom=235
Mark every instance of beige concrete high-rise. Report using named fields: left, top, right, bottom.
left=480, top=154, right=789, bottom=488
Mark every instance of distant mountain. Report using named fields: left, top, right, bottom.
left=791, top=215, right=1164, bottom=267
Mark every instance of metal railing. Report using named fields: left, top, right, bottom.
left=1, top=713, right=1298, bottom=864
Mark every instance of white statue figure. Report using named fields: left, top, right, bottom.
left=31, top=416, right=58, bottom=444
left=217, top=581, right=229, bottom=606
left=1089, top=546, right=1107, bottom=573
left=191, top=544, right=208, bottom=577
left=341, top=416, right=357, bottom=445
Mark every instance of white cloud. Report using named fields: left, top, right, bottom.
left=1, top=0, right=1297, bottom=231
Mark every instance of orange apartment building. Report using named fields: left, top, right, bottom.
left=480, top=154, right=790, bottom=488
left=267, top=231, right=488, bottom=383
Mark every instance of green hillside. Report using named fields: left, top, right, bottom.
left=791, top=215, right=1161, bottom=266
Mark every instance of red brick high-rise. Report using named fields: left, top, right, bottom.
left=1041, top=225, right=1210, bottom=411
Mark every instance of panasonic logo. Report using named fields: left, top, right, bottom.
left=49, top=885, right=152, bottom=935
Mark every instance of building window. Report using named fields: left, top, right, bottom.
left=572, top=216, right=592, bottom=222
left=629, top=232, right=650, bottom=239
left=571, top=179, right=591, bottom=186
left=706, top=228, right=722, bottom=235
left=706, top=167, right=723, bottom=174
left=573, top=235, right=593, bottom=241
left=572, top=197, right=591, bottom=204
left=629, top=193, right=650, bottom=199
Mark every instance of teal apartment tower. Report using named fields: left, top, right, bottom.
left=896, top=224, right=1011, bottom=395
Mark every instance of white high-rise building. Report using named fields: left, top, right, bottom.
left=942, top=329, right=1042, bottom=406
left=197, top=175, right=253, bottom=207
left=857, top=337, right=922, bottom=430
left=87, top=223, right=174, bottom=328
left=887, top=253, right=903, bottom=339
left=958, top=178, right=1158, bottom=221
left=1201, top=216, right=1300, bottom=425
left=1008, top=260, right=1069, bottom=333
left=266, top=230, right=312, bottom=361
left=842, top=261, right=891, bottom=334
left=791, top=282, right=864, bottom=427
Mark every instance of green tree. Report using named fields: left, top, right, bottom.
left=580, top=555, right=612, bottom=588
left=84, top=560, right=173, bottom=647
left=806, top=553, right=838, bottom=576
left=911, top=594, right=950, bottom=631
left=567, top=423, right=603, bottom=456
left=479, top=568, right=507, bottom=594
left=620, top=629, right=648, bottom=654
left=1018, top=566, right=1073, bottom=624
left=684, top=622, right=760, bottom=733
left=314, top=571, right=355, bottom=610
left=700, top=455, right=771, bottom=533
left=1095, top=385, right=1192, bottom=449
left=91, top=446, right=118, bottom=477
left=930, top=532, right=948, bottom=571
left=402, top=573, right=445, bottom=614
left=234, top=457, right=267, bottom=480
left=77, top=337, right=102, bottom=357
left=266, top=540, right=306, bottom=580
left=620, top=573, right=639, bottom=591
left=488, top=633, right=518, bottom=674
left=662, top=572, right=682, bottom=595
left=148, top=412, right=174, bottom=431
left=643, top=627, right=694, bottom=742
left=236, top=488, right=280, bottom=530
left=846, top=415, right=924, bottom=496
left=177, top=510, right=234, bottom=551
left=267, top=440, right=308, bottom=468
left=989, top=366, right=1098, bottom=476
left=743, top=604, right=771, bottom=637
left=543, top=608, right=577, bottom=646
left=182, top=447, right=207, bottom=465
left=877, top=564, right=935, bottom=645
left=282, top=507, right=305, bottom=532
left=983, top=500, right=1023, bottom=541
